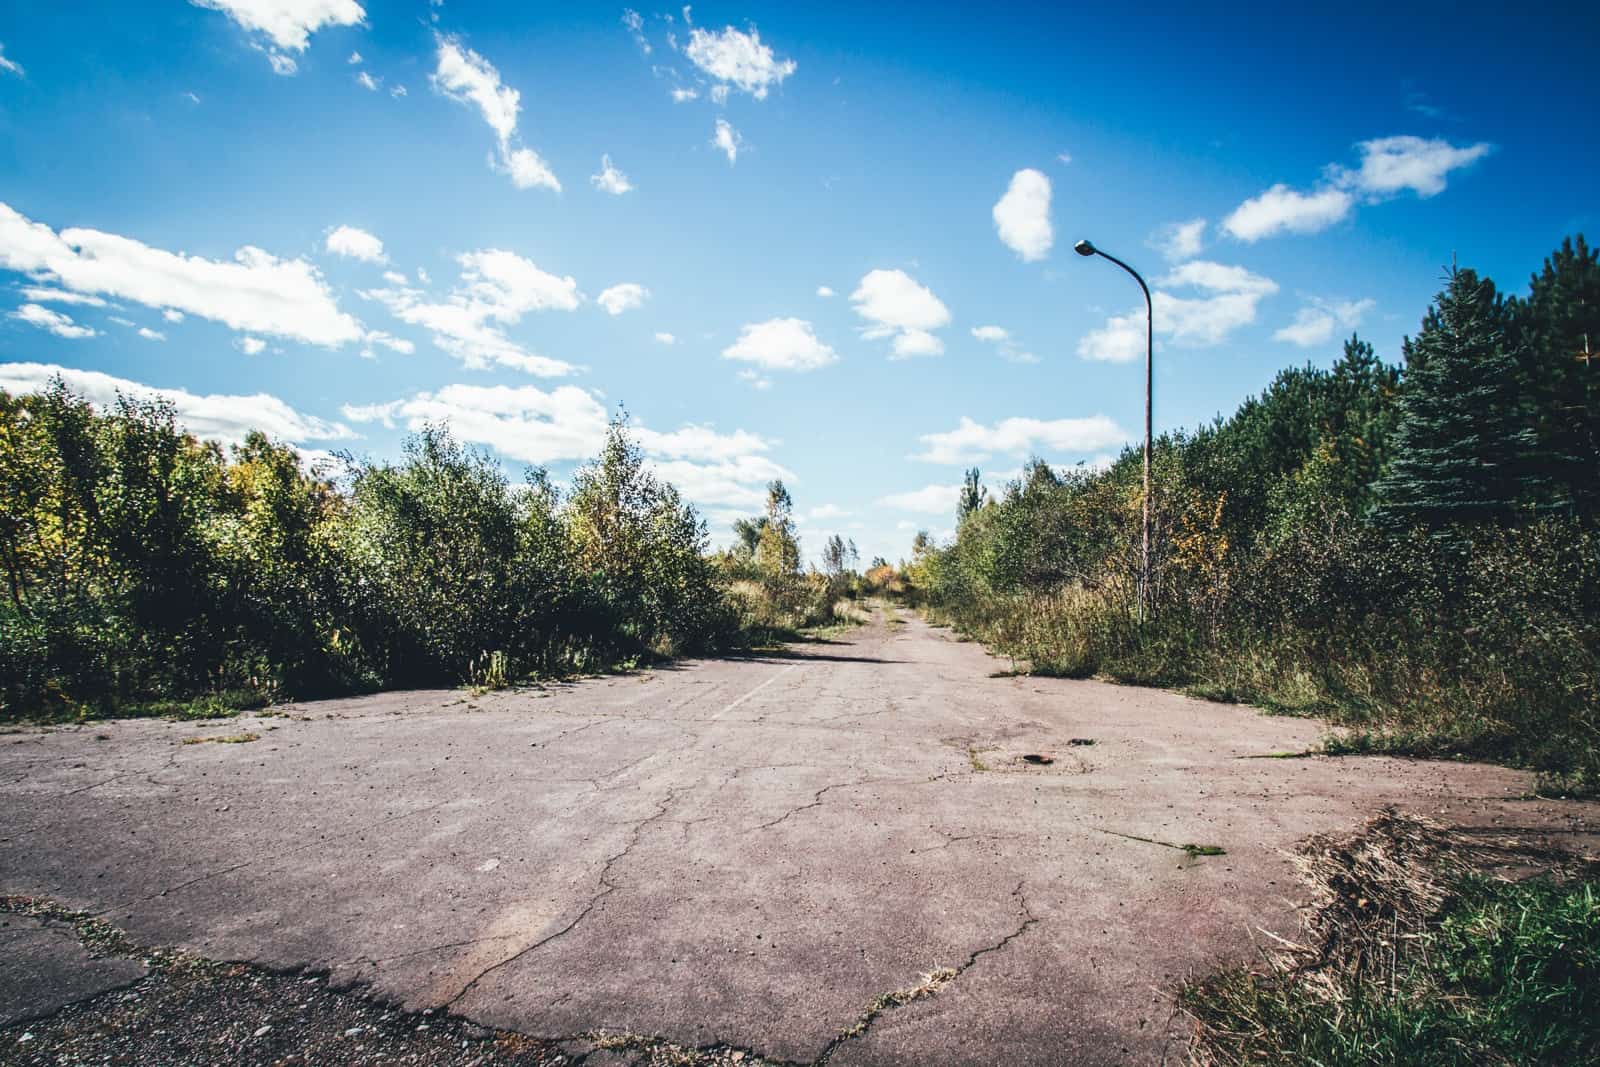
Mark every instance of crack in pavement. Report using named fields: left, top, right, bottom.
left=443, top=787, right=685, bottom=1011
left=812, top=880, right=1038, bottom=1064
left=749, top=772, right=958, bottom=833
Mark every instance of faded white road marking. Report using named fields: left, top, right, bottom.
left=716, top=665, right=799, bottom=718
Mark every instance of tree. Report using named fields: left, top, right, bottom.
left=958, top=468, right=985, bottom=523
left=731, top=516, right=767, bottom=559
left=754, top=479, right=800, bottom=577
left=1506, top=234, right=1600, bottom=518
left=568, top=417, right=719, bottom=654
left=821, top=533, right=857, bottom=579
left=1373, top=267, right=1548, bottom=529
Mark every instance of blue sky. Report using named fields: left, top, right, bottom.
left=2, top=1, right=1596, bottom=565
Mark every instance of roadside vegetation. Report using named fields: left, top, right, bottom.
left=905, top=237, right=1600, bottom=794
left=1182, top=811, right=1600, bottom=1066
left=0, top=391, right=856, bottom=721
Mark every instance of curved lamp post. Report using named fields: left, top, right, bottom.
left=1074, top=239, right=1152, bottom=623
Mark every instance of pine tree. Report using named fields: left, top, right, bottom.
left=1373, top=267, right=1545, bottom=529
left=1506, top=234, right=1599, bottom=519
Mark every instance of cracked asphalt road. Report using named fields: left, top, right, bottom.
left=3, top=608, right=1596, bottom=1064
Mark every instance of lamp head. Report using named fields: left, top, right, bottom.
left=1073, top=239, right=1096, bottom=257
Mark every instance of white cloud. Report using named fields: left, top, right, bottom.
left=1078, top=260, right=1278, bottom=361
left=712, top=118, right=741, bottom=164
left=650, top=455, right=791, bottom=510
left=653, top=331, right=676, bottom=345
left=433, top=40, right=519, bottom=140
left=671, top=87, right=699, bottom=103
left=1076, top=313, right=1145, bottom=363
left=498, top=146, right=561, bottom=192
left=970, top=324, right=1037, bottom=363
left=0, top=201, right=363, bottom=347
left=344, top=383, right=607, bottom=464
left=359, top=248, right=579, bottom=377
left=1343, top=135, right=1491, bottom=198
left=19, top=287, right=106, bottom=307
left=236, top=336, right=267, bottom=355
left=1056, top=151, right=1072, bottom=165
left=1224, top=136, right=1491, bottom=243
left=992, top=168, right=1053, bottom=262
left=633, top=424, right=773, bottom=463
left=347, top=50, right=361, bottom=63
left=737, top=369, right=771, bottom=391
left=1273, top=297, right=1374, bottom=347
left=381, top=270, right=407, bottom=285
left=343, top=381, right=786, bottom=511
left=1150, top=218, right=1206, bottom=262
left=804, top=503, right=848, bottom=521
left=432, top=35, right=560, bottom=192
left=621, top=8, right=650, bottom=54
left=10, top=303, right=96, bottom=339
left=889, top=329, right=938, bottom=358
left=879, top=484, right=962, bottom=515
left=1162, top=260, right=1278, bottom=297
left=357, top=70, right=379, bottom=91
left=683, top=25, right=795, bottom=99
left=596, top=282, right=649, bottom=316
left=722, top=317, right=837, bottom=372
left=913, top=414, right=1126, bottom=464
left=590, top=154, right=633, bottom=195
left=193, top=1, right=366, bottom=52
left=324, top=224, right=386, bottom=263
left=1154, top=260, right=1278, bottom=347
left=0, top=361, right=355, bottom=448
left=361, top=329, right=414, bottom=356
left=851, top=268, right=950, bottom=358
left=163, top=308, right=185, bottom=322
left=1223, top=184, right=1354, bottom=241
left=390, top=84, right=406, bottom=98
left=0, top=42, right=23, bottom=77
left=137, top=327, right=166, bottom=341
left=816, top=285, right=834, bottom=298
left=709, top=84, right=730, bottom=104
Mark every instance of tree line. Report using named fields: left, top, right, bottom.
left=0, top=389, right=850, bottom=719
left=910, top=236, right=1599, bottom=792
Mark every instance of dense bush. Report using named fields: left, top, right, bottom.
left=0, top=390, right=766, bottom=718
left=913, top=240, right=1600, bottom=791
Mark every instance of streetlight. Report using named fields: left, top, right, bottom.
left=1074, top=238, right=1152, bottom=623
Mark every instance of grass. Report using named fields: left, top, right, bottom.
left=180, top=731, right=260, bottom=745
left=1182, top=810, right=1600, bottom=1066
left=919, top=590, right=1599, bottom=797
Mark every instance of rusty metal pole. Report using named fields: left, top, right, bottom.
left=1073, top=240, right=1152, bottom=624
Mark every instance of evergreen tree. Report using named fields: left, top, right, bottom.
left=1373, top=268, right=1546, bottom=529
left=1506, top=234, right=1600, bottom=519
